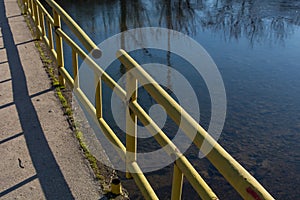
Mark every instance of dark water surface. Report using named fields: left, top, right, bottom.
left=54, top=0, right=300, bottom=199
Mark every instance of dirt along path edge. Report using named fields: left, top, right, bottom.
left=0, top=0, right=128, bottom=199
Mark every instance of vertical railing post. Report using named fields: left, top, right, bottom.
left=72, top=49, right=79, bottom=89
left=24, top=0, right=28, bottom=14
left=38, top=7, right=45, bottom=38
left=95, top=76, right=102, bottom=119
left=32, top=0, right=41, bottom=40
left=28, top=0, right=33, bottom=16
left=31, top=0, right=35, bottom=20
left=47, top=19, right=54, bottom=52
left=171, top=161, right=184, bottom=200
left=53, top=10, right=65, bottom=86
left=126, top=71, right=137, bottom=179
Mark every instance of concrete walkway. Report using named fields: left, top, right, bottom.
left=0, top=0, right=102, bottom=199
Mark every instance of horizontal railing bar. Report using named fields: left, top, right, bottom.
left=176, top=156, right=218, bottom=200
left=33, top=0, right=54, bottom=25
left=41, top=34, right=50, bottom=47
left=94, top=131, right=158, bottom=200
left=98, top=118, right=126, bottom=155
left=73, top=88, right=126, bottom=156
left=73, top=89, right=157, bottom=199
left=117, top=49, right=274, bottom=200
left=59, top=68, right=74, bottom=87
left=130, top=100, right=177, bottom=151
left=73, top=88, right=96, bottom=121
left=50, top=48, right=57, bottom=59
left=73, top=90, right=156, bottom=199
left=55, top=28, right=126, bottom=101
left=36, top=25, right=43, bottom=38
left=45, top=0, right=100, bottom=53
left=128, top=162, right=159, bottom=200
left=130, top=100, right=218, bottom=199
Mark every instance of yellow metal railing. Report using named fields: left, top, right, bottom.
left=19, top=0, right=275, bottom=199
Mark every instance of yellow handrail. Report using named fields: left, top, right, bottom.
left=117, top=49, right=274, bottom=200
left=19, top=0, right=275, bottom=199
left=45, top=0, right=100, bottom=54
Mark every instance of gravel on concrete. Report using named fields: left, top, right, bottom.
left=0, top=0, right=102, bottom=199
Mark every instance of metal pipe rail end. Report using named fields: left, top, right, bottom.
left=111, top=178, right=122, bottom=195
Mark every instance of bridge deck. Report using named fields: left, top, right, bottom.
left=0, top=0, right=101, bottom=199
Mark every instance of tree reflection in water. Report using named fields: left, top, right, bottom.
left=54, top=0, right=300, bottom=46
left=52, top=0, right=300, bottom=199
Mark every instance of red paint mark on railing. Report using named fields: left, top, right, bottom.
left=247, top=187, right=263, bottom=200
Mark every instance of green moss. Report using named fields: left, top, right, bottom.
left=75, top=130, right=105, bottom=183
left=19, top=4, right=106, bottom=188
left=43, top=59, right=52, bottom=64
left=65, top=108, right=72, bottom=116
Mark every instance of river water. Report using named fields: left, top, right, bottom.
left=53, top=0, right=300, bottom=199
